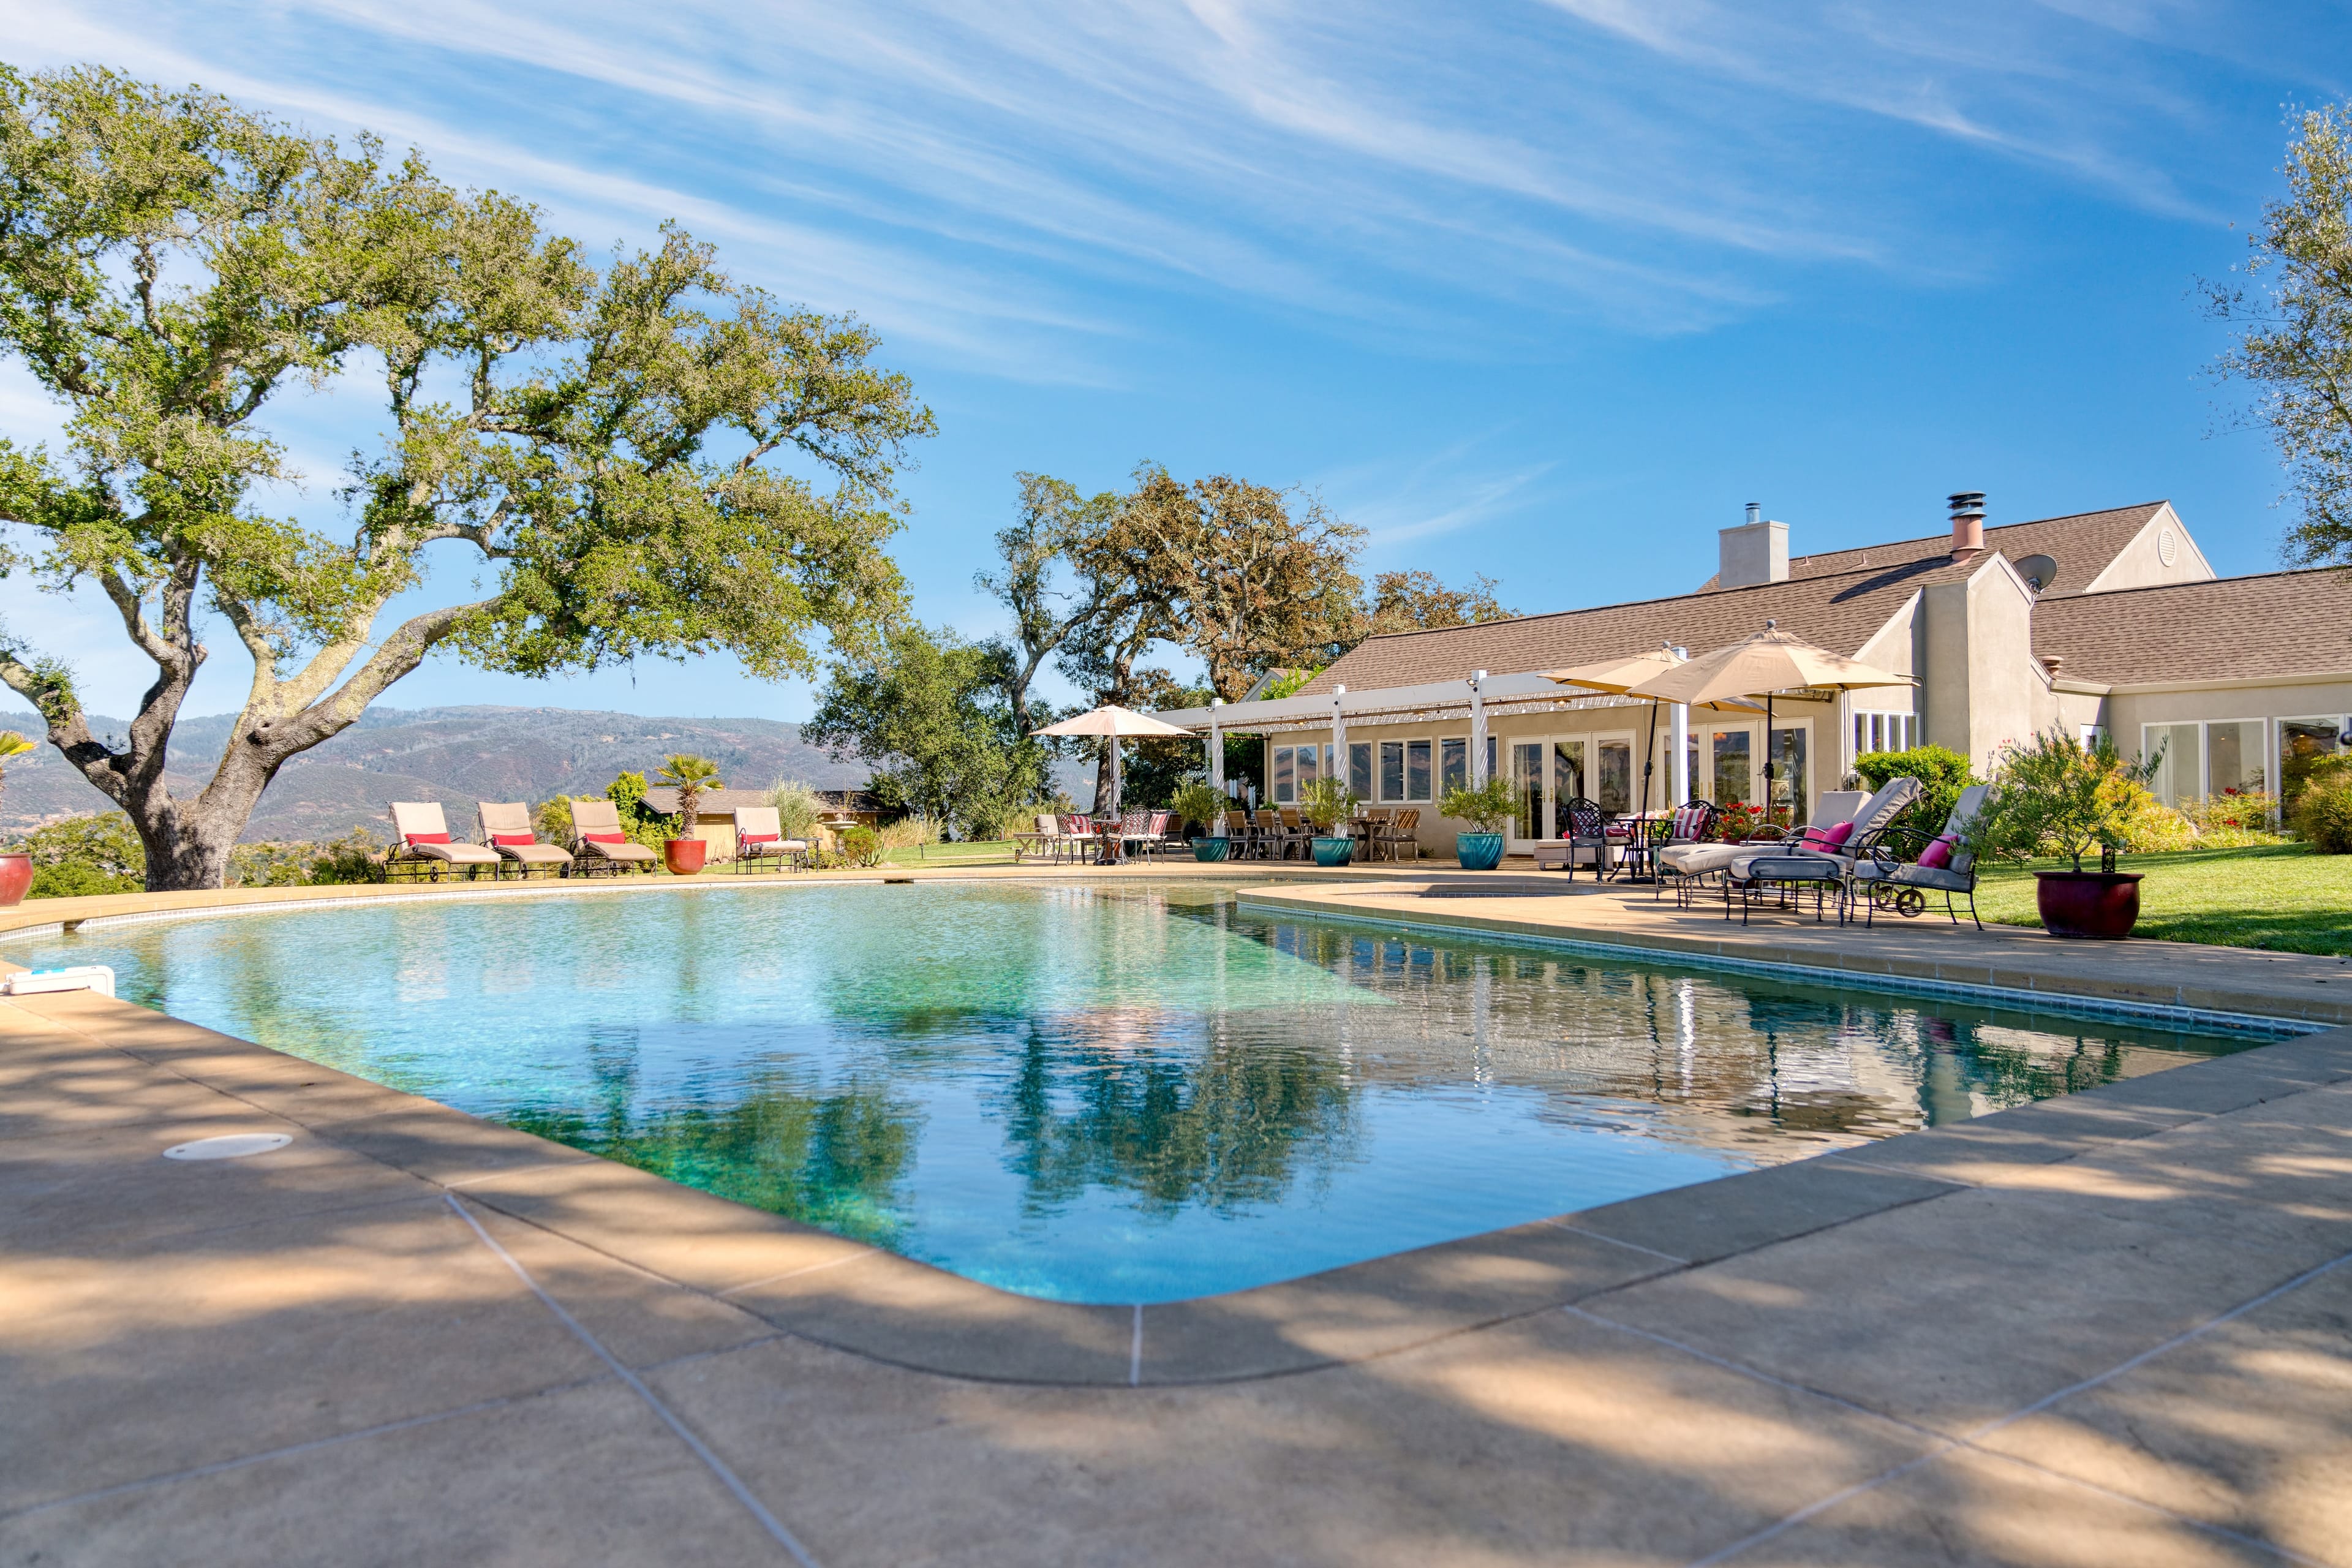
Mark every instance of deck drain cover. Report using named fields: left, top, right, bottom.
left=164, top=1133, right=293, bottom=1161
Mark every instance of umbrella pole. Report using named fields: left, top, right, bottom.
left=1635, top=699, right=1660, bottom=881
left=1762, top=695, right=1775, bottom=830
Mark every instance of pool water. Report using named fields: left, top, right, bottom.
left=9, top=881, right=2267, bottom=1302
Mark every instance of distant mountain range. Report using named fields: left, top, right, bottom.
left=0, top=706, right=876, bottom=843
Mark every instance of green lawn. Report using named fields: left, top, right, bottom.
left=1973, top=843, right=2352, bottom=956
left=876, top=839, right=1022, bottom=867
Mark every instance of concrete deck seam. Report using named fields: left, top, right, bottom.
left=444, top=1194, right=823, bottom=1568
left=0, top=1387, right=584, bottom=1521
left=715, top=1248, right=883, bottom=1297
left=1673, top=1243, right=2352, bottom=1567
left=1535, top=1217, right=1691, bottom=1263
left=1237, top=896, right=2334, bottom=1035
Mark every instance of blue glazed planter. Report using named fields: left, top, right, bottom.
left=1455, top=832, right=1506, bottom=870
left=1311, top=835, right=1355, bottom=867
left=1191, top=836, right=1232, bottom=862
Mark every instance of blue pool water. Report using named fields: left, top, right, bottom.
left=9, top=881, right=2266, bottom=1302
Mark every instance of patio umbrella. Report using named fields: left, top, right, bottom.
left=1034, top=706, right=1196, bottom=848
left=1543, top=645, right=1762, bottom=823
left=1621, top=622, right=1913, bottom=823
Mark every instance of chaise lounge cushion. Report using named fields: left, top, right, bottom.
left=1658, top=842, right=1743, bottom=876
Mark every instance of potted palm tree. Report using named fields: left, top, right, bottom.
left=0, top=730, right=34, bottom=907
left=654, top=753, right=723, bottom=876
left=1439, top=775, right=1516, bottom=870
left=1301, top=776, right=1360, bottom=866
left=1173, top=782, right=1231, bottom=861
left=1970, top=730, right=2160, bottom=938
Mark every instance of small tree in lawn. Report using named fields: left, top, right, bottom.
left=1970, top=730, right=2163, bottom=873
left=654, top=755, right=722, bottom=840
left=0, top=67, right=930, bottom=890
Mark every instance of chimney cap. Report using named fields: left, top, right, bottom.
left=1744, top=501, right=1762, bottom=525
left=1947, top=491, right=1986, bottom=517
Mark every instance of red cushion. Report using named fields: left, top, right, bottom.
left=491, top=832, right=536, bottom=846
left=1918, top=835, right=1955, bottom=870
left=405, top=831, right=452, bottom=845
left=584, top=832, right=628, bottom=845
left=739, top=832, right=779, bottom=844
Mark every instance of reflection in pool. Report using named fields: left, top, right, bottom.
left=10, top=881, right=2267, bottom=1302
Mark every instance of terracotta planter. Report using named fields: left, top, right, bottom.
left=1311, top=835, right=1354, bottom=867
left=663, top=839, right=708, bottom=876
left=2034, top=869, right=2143, bottom=939
left=1191, top=837, right=1231, bottom=862
left=1455, top=832, right=1505, bottom=870
left=0, top=851, right=31, bottom=908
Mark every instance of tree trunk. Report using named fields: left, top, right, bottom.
left=129, top=742, right=281, bottom=892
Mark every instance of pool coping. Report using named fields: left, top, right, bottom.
left=12, top=962, right=2352, bottom=1389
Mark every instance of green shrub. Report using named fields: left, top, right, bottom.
left=230, top=829, right=387, bottom=886
left=1298, top=775, right=1359, bottom=832
left=1438, top=774, right=1516, bottom=833
left=837, top=826, right=883, bottom=867
left=2292, top=776, right=2352, bottom=853
left=1971, top=729, right=2163, bottom=871
left=18, top=813, right=146, bottom=896
left=1853, top=744, right=1976, bottom=837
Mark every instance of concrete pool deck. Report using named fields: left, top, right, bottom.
left=4, top=872, right=2351, bottom=1564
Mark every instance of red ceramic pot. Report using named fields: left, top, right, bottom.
left=2034, top=870, right=2143, bottom=939
left=663, top=839, right=708, bottom=876
left=0, top=851, right=30, bottom=907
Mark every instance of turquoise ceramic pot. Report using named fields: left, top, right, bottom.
left=1191, top=837, right=1232, bottom=862
left=1455, top=832, right=1506, bottom=870
left=1311, top=836, right=1355, bottom=867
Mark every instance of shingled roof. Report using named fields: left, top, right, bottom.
left=1716, top=502, right=2169, bottom=594
left=2031, top=568, right=2352, bottom=686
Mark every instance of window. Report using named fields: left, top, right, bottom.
left=1296, top=744, right=1320, bottom=791
left=1406, top=739, right=1432, bottom=801
left=1379, top=741, right=1404, bottom=801
left=1596, top=739, right=1632, bottom=814
left=1272, top=745, right=1295, bottom=802
left=1348, top=742, right=1373, bottom=799
left=1853, top=712, right=1916, bottom=755
left=1512, top=742, right=1544, bottom=839
left=1552, top=740, right=1585, bottom=813
left=1711, top=729, right=1752, bottom=805
left=1440, top=737, right=1467, bottom=796
left=2282, top=717, right=2349, bottom=807
left=1377, top=739, right=1433, bottom=801
left=2207, top=720, right=2266, bottom=797
left=1770, top=725, right=1807, bottom=824
left=2144, top=723, right=2202, bottom=809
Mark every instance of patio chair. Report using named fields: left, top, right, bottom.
left=1531, top=797, right=1611, bottom=878
left=731, top=805, right=810, bottom=872
left=1116, top=808, right=1155, bottom=862
left=1848, top=785, right=1991, bottom=928
left=1376, top=809, right=1421, bottom=862
left=1651, top=801, right=1720, bottom=902
left=1152, top=810, right=1189, bottom=857
left=1276, top=807, right=1315, bottom=860
left=1062, top=813, right=1101, bottom=864
left=568, top=797, right=659, bottom=876
left=477, top=801, right=573, bottom=880
left=1224, top=810, right=1257, bottom=860
left=388, top=801, right=501, bottom=882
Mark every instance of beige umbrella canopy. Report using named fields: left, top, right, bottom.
left=1034, top=705, right=1196, bottom=824
left=1624, top=621, right=1914, bottom=816
left=1543, top=645, right=1763, bottom=823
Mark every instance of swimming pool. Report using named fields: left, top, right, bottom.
left=9, top=881, right=2269, bottom=1302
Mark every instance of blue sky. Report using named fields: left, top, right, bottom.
left=4, top=0, right=2346, bottom=723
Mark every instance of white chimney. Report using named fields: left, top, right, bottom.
left=1718, top=503, right=1789, bottom=588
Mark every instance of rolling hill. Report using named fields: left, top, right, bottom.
left=0, top=706, right=876, bottom=843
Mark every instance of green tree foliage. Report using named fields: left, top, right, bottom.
left=1355, top=569, right=1517, bottom=642
left=0, top=66, right=930, bottom=891
left=1853, top=744, right=1977, bottom=839
left=1439, top=774, right=1518, bottom=832
left=2207, top=104, right=2352, bottom=565
left=805, top=624, right=1045, bottom=840
left=2291, top=756, right=2352, bottom=851
left=652, top=753, right=722, bottom=837
left=17, top=811, right=145, bottom=896
left=1970, top=730, right=2164, bottom=872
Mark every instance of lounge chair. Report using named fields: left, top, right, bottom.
left=477, top=801, right=574, bottom=880
left=388, top=801, right=502, bottom=882
left=567, top=797, right=659, bottom=876
left=1849, top=785, right=1992, bottom=927
left=1376, top=809, right=1421, bottom=862
left=1531, top=797, right=1611, bottom=878
left=1013, top=812, right=1057, bottom=863
left=731, top=805, right=810, bottom=872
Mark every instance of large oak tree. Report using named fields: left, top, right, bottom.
left=0, top=66, right=930, bottom=888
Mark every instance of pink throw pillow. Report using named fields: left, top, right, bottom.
left=405, top=831, right=453, bottom=845
left=1917, top=835, right=1955, bottom=870
left=1823, top=820, right=1855, bottom=849
left=491, top=832, right=535, bottom=846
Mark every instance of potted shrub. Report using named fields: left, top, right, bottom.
left=0, top=729, right=34, bottom=907
left=653, top=753, right=722, bottom=876
left=1173, top=782, right=1231, bottom=861
left=1300, top=777, right=1360, bottom=866
left=1438, top=775, right=1515, bottom=870
left=1971, top=730, right=2161, bottom=938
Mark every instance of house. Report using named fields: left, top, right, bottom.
left=638, top=786, right=883, bottom=859
left=1153, top=496, right=2352, bottom=856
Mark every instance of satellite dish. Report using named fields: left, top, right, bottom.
left=2015, top=554, right=2059, bottom=594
